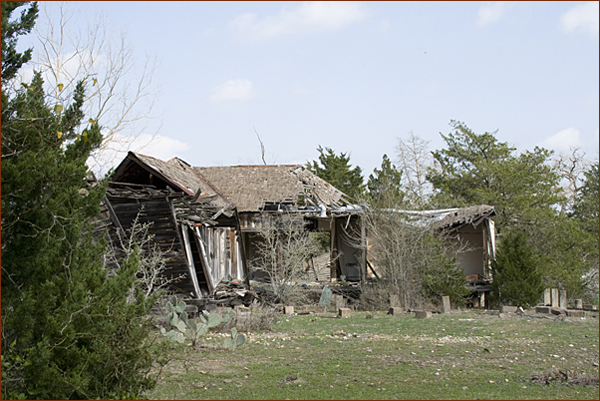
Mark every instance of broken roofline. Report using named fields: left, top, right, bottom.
left=379, top=205, right=496, bottom=229
left=118, top=152, right=365, bottom=213
left=260, top=202, right=366, bottom=215
left=227, top=164, right=307, bottom=168
left=195, top=163, right=359, bottom=211
left=116, top=151, right=229, bottom=203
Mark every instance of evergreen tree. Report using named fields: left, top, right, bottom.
left=571, top=161, right=599, bottom=301
left=367, top=154, right=404, bottom=204
left=418, top=232, right=471, bottom=305
left=1, top=1, right=38, bottom=82
left=1, top=3, right=159, bottom=398
left=489, top=231, right=545, bottom=308
left=572, top=161, right=599, bottom=236
left=426, top=120, right=594, bottom=299
left=428, top=120, right=562, bottom=227
left=307, top=145, right=365, bottom=199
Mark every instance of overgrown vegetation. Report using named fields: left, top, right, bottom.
left=356, top=156, right=469, bottom=310
left=104, top=211, right=183, bottom=299
left=358, top=202, right=469, bottom=311
left=160, top=296, right=245, bottom=349
left=250, top=212, right=321, bottom=306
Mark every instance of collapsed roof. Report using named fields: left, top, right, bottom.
left=111, top=152, right=229, bottom=208
left=112, top=152, right=360, bottom=214
left=194, top=164, right=355, bottom=213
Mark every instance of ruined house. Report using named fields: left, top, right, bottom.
left=102, top=152, right=248, bottom=299
left=193, top=164, right=368, bottom=282
left=432, top=205, right=496, bottom=281
left=101, top=152, right=495, bottom=305
left=102, top=152, right=368, bottom=300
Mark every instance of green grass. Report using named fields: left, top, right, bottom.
left=149, top=309, right=599, bottom=400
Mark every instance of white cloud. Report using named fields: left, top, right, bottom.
left=538, top=127, right=583, bottom=153
left=476, top=2, right=513, bottom=28
left=209, top=79, right=254, bottom=103
left=559, top=1, right=599, bottom=38
left=88, top=132, right=190, bottom=176
left=228, top=1, right=369, bottom=41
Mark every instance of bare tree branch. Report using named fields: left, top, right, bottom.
left=553, top=147, right=590, bottom=215
left=395, top=132, right=434, bottom=209
left=250, top=212, right=320, bottom=305
left=254, top=126, right=267, bottom=165
left=31, top=2, right=161, bottom=175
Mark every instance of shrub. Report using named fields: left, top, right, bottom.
left=489, top=230, right=545, bottom=308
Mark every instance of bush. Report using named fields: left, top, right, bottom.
left=489, top=230, right=545, bottom=308
left=2, top=243, right=163, bottom=400
left=419, top=234, right=470, bottom=307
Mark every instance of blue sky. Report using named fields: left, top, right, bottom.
left=21, top=1, right=600, bottom=177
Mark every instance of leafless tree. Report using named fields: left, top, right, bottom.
left=553, top=147, right=591, bottom=215
left=250, top=212, right=320, bottom=306
left=30, top=2, right=160, bottom=175
left=395, top=132, right=434, bottom=209
left=357, top=198, right=469, bottom=311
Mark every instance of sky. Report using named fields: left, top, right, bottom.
left=18, top=1, right=600, bottom=177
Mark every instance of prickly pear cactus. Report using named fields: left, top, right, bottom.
left=162, top=297, right=195, bottom=344
left=221, top=309, right=235, bottom=324
left=224, top=327, right=246, bottom=349
left=161, top=298, right=243, bottom=349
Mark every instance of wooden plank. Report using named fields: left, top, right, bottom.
left=366, top=259, right=380, bottom=279
left=233, top=209, right=250, bottom=287
left=217, top=229, right=224, bottom=283
left=181, top=225, right=202, bottom=298
left=108, top=181, right=157, bottom=188
left=193, top=226, right=216, bottom=293
left=360, top=216, right=366, bottom=284
left=102, top=195, right=125, bottom=236
left=229, top=230, right=238, bottom=280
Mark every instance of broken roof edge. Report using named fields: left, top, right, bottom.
left=124, top=151, right=231, bottom=206
left=113, top=151, right=194, bottom=196
left=115, top=152, right=363, bottom=211
left=194, top=164, right=359, bottom=212
left=379, top=205, right=496, bottom=230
